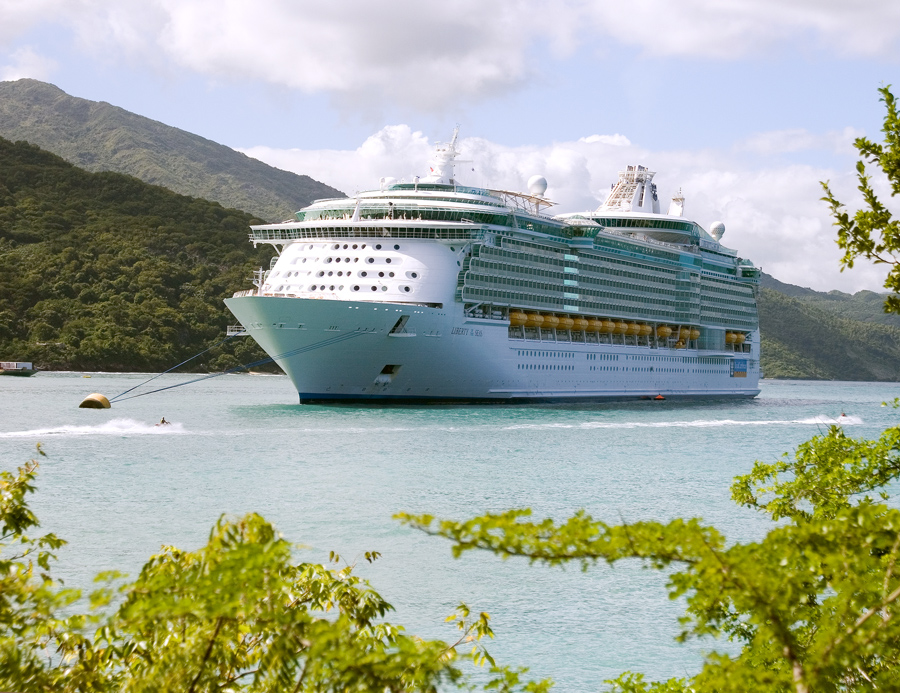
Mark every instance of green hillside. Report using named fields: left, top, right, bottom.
left=0, top=79, right=344, bottom=222
left=0, top=137, right=275, bottom=372
left=761, top=272, right=900, bottom=328
left=758, top=288, right=900, bottom=380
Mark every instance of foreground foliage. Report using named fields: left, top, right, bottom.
left=401, top=420, right=900, bottom=692
left=0, top=452, right=549, bottom=692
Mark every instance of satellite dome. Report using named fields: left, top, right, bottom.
left=710, top=221, right=725, bottom=241
left=527, top=175, right=548, bottom=197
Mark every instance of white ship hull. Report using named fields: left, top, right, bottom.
left=225, top=295, right=760, bottom=403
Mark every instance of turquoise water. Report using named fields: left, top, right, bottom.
left=1, top=373, right=898, bottom=690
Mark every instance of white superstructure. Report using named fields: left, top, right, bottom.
left=225, top=137, right=760, bottom=403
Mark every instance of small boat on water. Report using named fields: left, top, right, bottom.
left=0, top=361, right=37, bottom=377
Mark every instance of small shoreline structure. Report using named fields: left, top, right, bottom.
left=0, top=361, right=38, bottom=377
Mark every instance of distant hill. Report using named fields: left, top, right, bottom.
left=0, top=136, right=275, bottom=372
left=0, top=79, right=343, bottom=222
left=760, top=272, right=900, bottom=328
left=758, top=287, right=900, bottom=381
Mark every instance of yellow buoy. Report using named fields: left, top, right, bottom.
left=79, top=393, right=111, bottom=409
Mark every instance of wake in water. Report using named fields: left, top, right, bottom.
left=0, top=418, right=186, bottom=439
left=505, top=414, right=864, bottom=430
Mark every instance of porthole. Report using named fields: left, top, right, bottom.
left=335, top=257, right=341, bottom=263
left=403, top=286, right=411, bottom=293
left=333, top=243, right=340, bottom=249
left=345, top=257, right=350, bottom=262
left=361, top=244, right=366, bottom=249
left=393, top=244, right=400, bottom=250
left=342, top=244, right=348, bottom=249
left=371, top=286, right=377, bottom=291
left=375, top=244, right=382, bottom=250
left=352, top=285, right=360, bottom=291
left=450, top=246, right=456, bottom=251
left=367, top=258, right=375, bottom=264
left=352, top=244, right=358, bottom=249
left=325, top=257, right=332, bottom=264
left=378, top=271, right=384, bottom=277
left=381, top=286, right=388, bottom=291
left=320, top=285, right=326, bottom=290
left=360, top=271, right=367, bottom=277
left=317, top=271, right=324, bottom=277
left=389, top=272, right=394, bottom=277
left=408, top=271, right=418, bottom=279
left=385, top=258, right=392, bottom=264
left=275, top=285, right=284, bottom=291
left=309, top=285, right=316, bottom=291
left=339, top=285, right=344, bottom=290
left=329, top=285, right=335, bottom=290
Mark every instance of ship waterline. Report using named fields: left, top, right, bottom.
left=226, top=131, right=760, bottom=402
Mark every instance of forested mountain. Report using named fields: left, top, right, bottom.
left=758, top=288, right=900, bottom=380
left=0, top=137, right=275, bottom=371
left=0, top=135, right=897, bottom=379
left=0, top=79, right=344, bottom=222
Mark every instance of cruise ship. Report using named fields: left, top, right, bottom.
left=224, top=130, right=760, bottom=402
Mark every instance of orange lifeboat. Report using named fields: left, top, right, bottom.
left=626, top=322, right=641, bottom=336
left=525, top=313, right=544, bottom=328
left=725, top=332, right=737, bottom=344
left=558, top=316, right=575, bottom=331
left=542, top=314, right=560, bottom=330
left=690, top=328, right=700, bottom=340
left=679, top=326, right=692, bottom=339
left=734, top=333, right=747, bottom=345
left=601, top=319, right=616, bottom=334
left=572, top=317, right=590, bottom=332
left=639, top=324, right=653, bottom=337
left=614, top=321, right=629, bottom=334
left=656, top=325, right=673, bottom=339
left=585, top=318, right=603, bottom=333
left=509, top=311, right=528, bottom=326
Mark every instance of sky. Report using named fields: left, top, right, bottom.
left=1, top=0, right=899, bottom=293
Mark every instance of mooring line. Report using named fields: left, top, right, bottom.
left=109, top=334, right=238, bottom=403
left=111, top=330, right=371, bottom=403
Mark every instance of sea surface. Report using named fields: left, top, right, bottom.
left=1, top=373, right=897, bottom=690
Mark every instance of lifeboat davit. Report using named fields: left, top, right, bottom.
left=656, top=325, right=673, bottom=339
left=601, top=319, right=616, bottom=334
left=542, top=314, right=560, bottom=330
left=558, top=316, right=575, bottom=331
left=725, top=332, right=737, bottom=344
left=509, top=311, right=528, bottom=326
left=614, top=321, right=629, bottom=335
left=525, top=313, right=544, bottom=328
left=572, top=317, right=590, bottom=331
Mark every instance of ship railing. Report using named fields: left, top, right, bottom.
left=232, top=289, right=256, bottom=298
left=226, top=325, right=249, bottom=337
left=249, top=226, right=483, bottom=243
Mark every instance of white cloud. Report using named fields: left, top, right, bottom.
left=240, top=126, right=887, bottom=294
left=737, top=127, right=864, bottom=156
left=0, top=46, right=57, bottom=82
left=2, top=1, right=900, bottom=109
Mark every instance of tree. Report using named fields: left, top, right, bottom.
left=397, top=90, right=900, bottom=692
left=822, top=86, right=900, bottom=314
left=0, top=451, right=551, bottom=692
